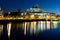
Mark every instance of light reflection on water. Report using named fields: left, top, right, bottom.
left=23, top=21, right=58, bottom=35
left=53, top=21, right=58, bottom=29
left=15, top=21, right=58, bottom=35
left=0, top=21, right=59, bottom=38
left=7, top=22, right=11, bottom=38
left=0, top=24, right=3, bottom=36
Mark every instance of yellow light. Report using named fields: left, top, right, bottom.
left=24, top=22, right=27, bottom=35
left=31, top=15, right=34, bottom=18
left=38, top=16, right=40, bottom=19
left=40, top=21, right=44, bottom=31
left=46, top=15, right=50, bottom=19
left=33, top=22, right=36, bottom=34
left=7, top=23, right=11, bottom=37
left=51, top=16, right=56, bottom=19
left=47, top=15, right=49, bottom=18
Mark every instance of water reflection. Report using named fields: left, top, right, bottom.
left=53, top=21, right=58, bottom=29
left=0, top=24, right=3, bottom=36
left=7, top=22, right=11, bottom=38
left=46, top=21, right=50, bottom=30
left=16, top=21, right=58, bottom=35
left=37, top=21, right=41, bottom=32
left=0, top=21, right=59, bottom=39
left=22, top=21, right=58, bottom=35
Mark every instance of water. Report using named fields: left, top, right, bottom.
left=0, top=21, right=60, bottom=40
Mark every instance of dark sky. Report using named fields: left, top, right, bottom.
left=0, top=0, right=60, bottom=14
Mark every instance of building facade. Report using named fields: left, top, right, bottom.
left=0, top=8, right=3, bottom=18
left=23, top=5, right=57, bottom=20
left=24, top=5, right=51, bottom=19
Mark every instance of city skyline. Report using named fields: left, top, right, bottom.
left=0, top=0, right=60, bottom=14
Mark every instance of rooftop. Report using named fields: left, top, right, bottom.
left=26, top=5, right=45, bottom=13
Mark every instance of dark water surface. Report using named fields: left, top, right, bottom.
left=0, top=21, right=60, bottom=40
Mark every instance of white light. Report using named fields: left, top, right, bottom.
left=47, top=21, right=50, bottom=29
left=7, top=23, right=11, bottom=37
left=0, top=8, right=1, bottom=10
left=24, top=22, right=27, bottom=35
left=40, top=21, right=44, bottom=31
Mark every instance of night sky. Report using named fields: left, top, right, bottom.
left=0, top=0, right=60, bottom=14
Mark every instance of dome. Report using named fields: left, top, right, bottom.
left=26, top=5, right=44, bottom=13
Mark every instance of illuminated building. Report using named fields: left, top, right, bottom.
left=26, top=5, right=50, bottom=19
left=0, top=8, right=3, bottom=18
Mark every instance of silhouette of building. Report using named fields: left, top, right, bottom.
left=0, top=8, right=3, bottom=18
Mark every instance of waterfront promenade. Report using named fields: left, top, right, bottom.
left=0, top=16, right=59, bottom=21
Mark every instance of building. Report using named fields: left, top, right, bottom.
left=0, top=8, right=3, bottom=18
left=24, top=5, right=50, bottom=19
left=4, top=9, right=23, bottom=18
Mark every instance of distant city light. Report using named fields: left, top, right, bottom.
left=0, top=4, right=60, bottom=36
left=0, top=8, right=1, bottom=10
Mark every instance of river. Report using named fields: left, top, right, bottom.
left=0, top=21, right=60, bottom=40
